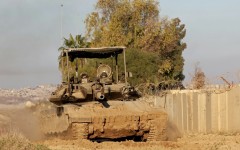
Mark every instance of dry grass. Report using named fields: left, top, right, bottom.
left=190, top=64, right=206, bottom=89
left=0, top=130, right=49, bottom=150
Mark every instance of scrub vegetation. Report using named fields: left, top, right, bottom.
left=0, top=131, right=49, bottom=150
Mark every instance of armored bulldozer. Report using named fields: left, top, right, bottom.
left=41, top=47, right=168, bottom=142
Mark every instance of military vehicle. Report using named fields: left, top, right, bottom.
left=40, top=47, right=168, bottom=142
left=50, top=47, right=138, bottom=104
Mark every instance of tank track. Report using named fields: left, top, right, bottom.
left=71, top=123, right=89, bottom=140
left=147, top=119, right=167, bottom=141
left=44, top=123, right=89, bottom=140
left=44, top=130, right=68, bottom=140
left=147, top=120, right=157, bottom=141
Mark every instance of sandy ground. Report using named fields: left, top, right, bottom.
left=37, top=133, right=240, bottom=150
left=1, top=85, right=240, bottom=150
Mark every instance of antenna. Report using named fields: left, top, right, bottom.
left=60, top=2, right=64, bottom=45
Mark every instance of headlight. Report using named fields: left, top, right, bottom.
left=97, top=64, right=112, bottom=79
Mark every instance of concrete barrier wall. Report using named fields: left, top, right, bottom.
left=155, top=86, right=240, bottom=133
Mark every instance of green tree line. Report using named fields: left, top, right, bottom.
left=59, top=0, right=187, bottom=87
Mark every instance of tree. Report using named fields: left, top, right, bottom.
left=58, top=34, right=90, bottom=81
left=122, top=48, right=160, bottom=86
left=62, top=34, right=90, bottom=48
left=157, top=18, right=186, bottom=83
left=86, top=0, right=159, bottom=48
left=85, top=0, right=187, bottom=86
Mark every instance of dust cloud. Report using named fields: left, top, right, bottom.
left=0, top=104, right=44, bottom=141
left=166, top=120, right=182, bottom=141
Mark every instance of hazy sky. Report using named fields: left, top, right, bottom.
left=0, top=0, right=239, bottom=88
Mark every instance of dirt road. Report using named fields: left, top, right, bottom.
left=37, top=133, right=240, bottom=150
